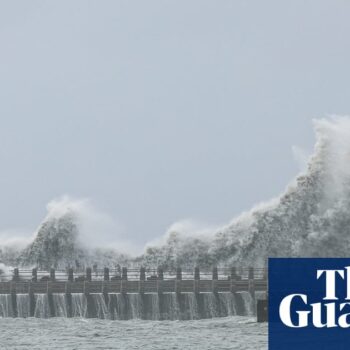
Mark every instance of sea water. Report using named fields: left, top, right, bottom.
left=0, top=316, right=267, bottom=350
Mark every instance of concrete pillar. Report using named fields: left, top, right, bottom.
left=140, top=267, right=146, bottom=281
left=10, top=283, right=17, bottom=317
left=84, top=281, right=90, bottom=296
left=194, top=267, right=200, bottom=294
left=47, top=280, right=52, bottom=294
left=86, top=267, right=92, bottom=282
left=121, top=268, right=127, bottom=294
left=257, top=299, right=268, bottom=322
left=104, top=267, right=110, bottom=281
left=32, top=268, right=38, bottom=282
left=13, top=268, right=19, bottom=282
left=138, top=281, right=145, bottom=294
left=248, top=267, right=254, bottom=280
left=157, top=267, right=163, bottom=294
left=263, top=266, right=268, bottom=280
left=68, top=268, right=74, bottom=282
left=102, top=281, right=109, bottom=306
left=176, top=267, right=182, bottom=280
left=122, top=267, right=128, bottom=280
left=157, top=267, right=164, bottom=280
left=262, top=266, right=268, bottom=298
left=83, top=274, right=92, bottom=318
left=194, top=267, right=200, bottom=280
left=175, top=267, right=182, bottom=294
left=84, top=282, right=92, bottom=318
left=50, top=268, right=55, bottom=281
left=29, top=282, right=35, bottom=317
left=139, top=267, right=145, bottom=294
left=65, top=283, right=73, bottom=317
left=212, top=267, right=218, bottom=294
left=212, top=267, right=218, bottom=280
left=47, top=283, right=55, bottom=317
left=248, top=267, right=255, bottom=299
left=230, top=267, right=237, bottom=294
left=248, top=279, right=255, bottom=298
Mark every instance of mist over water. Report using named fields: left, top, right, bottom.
left=1, top=117, right=350, bottom=269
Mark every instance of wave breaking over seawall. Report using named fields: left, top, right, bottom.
left=1, top=116, right=350, bottom=269
left=142, top=116, right=350, bottom=267
left=0, top=291, right=256, bottom=319
left=12, top=198, right=131, bottom=270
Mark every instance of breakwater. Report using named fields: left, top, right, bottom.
left=0, top=267, right=267, bottom=319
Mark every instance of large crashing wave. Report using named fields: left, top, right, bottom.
left=19, top=211, right=83, bottom=269
left=2, top=116, right=350, bottom=269
left=17, top=198, right=130, bottom=269
left=141, top=117, right=350, bottom=268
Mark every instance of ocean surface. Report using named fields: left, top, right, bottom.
left=0, top=317, right=267, bottom=350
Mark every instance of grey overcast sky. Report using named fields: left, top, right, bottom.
left=0, top=1, right=350, bottom=247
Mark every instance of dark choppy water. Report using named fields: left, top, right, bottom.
left=0, top=317, right=267, bottom=350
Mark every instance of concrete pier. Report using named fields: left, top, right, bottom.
left=0, top=266, right=268, bottom=320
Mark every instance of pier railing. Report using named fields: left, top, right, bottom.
left=0, top=267, right=268, bottom=295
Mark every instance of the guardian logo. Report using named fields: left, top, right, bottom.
left=269, top=258, right=350, bottom=350
left=280, top=267, right=350, bottom=328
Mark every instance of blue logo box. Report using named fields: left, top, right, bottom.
left=269, top=258, right=350, bottom=349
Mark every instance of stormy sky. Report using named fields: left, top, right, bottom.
left=0, top=1, right=349, bottom=248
